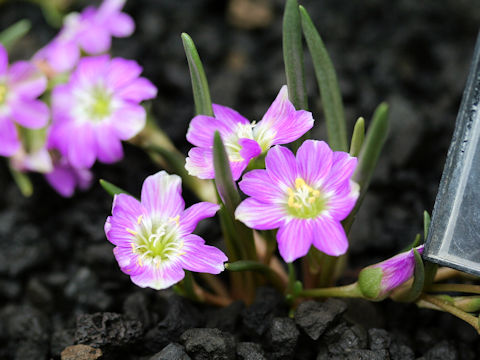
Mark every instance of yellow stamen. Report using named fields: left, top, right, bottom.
left=312, top=190, right=320, bottom=197
left=126, top=228, right=137, bottom=236
left=138, top=257, right=143, bottom=267
left=287, top=188, right=294, bottom=196
left=295, top=178, right=306, bottom=189
left=308, top=197, right=316, bottom=204
left=131, top=243, right=136, bottom=253
left=0, top=85, right=6, bottom=103
left=169, top=215, right=180, bottom=225
left=288, top=196, right=295, bottom=207
left=137, top=214, right=143, bottom=224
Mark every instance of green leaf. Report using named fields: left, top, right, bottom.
left=99, top=179, right=132, bottom=197
left=398, top=249, right=425, bottom=303
left=299, top=5, right=347, bottom=151
left=213, top=131, right=241, bottom=214
left=181, top=33, right=213, bottom=117
left=354, top=102, right=389, bottom=201
left=9, top=166, right=33, bottom=197
left=0, top=20, right=31, bottom=51
left=424, top=210, right=431, bottom=240
left=410, top=233, right=422, bottom=249
left=349, top=117, right=365, bottom=157
left=283, top=0, right=308, bottom=110
left=423, top=260, right=438, bottom=291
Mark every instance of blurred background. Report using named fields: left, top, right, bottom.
left=0, top=0, right=479, bottom=358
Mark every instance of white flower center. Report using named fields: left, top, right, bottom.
left=224, top=122, right=256, bottom=162
left=72, top=83, right=116, bottom=124
left=126, top=215, right=185, bottom=268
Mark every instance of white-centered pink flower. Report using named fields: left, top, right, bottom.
left=48, top=55, right=157, bottom=169
left=104, top=171, right=228, bottom=290
left=235, top=140, right=359, bottom=262
left=0, top=45, right=48, bottom=157
left=185, top=85, right=314, bottom=180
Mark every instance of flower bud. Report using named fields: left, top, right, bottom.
left=358, top=245, right=424, bottom=300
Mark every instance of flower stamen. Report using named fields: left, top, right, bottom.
left=286, top=177, right=327, bottom=218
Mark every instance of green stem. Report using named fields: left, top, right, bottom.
left=226, top=261, right=286, bottom=291
left=287, top=262, right=297, bottom=293
left=299, top=283, right=364, bottom=298
left=420, top=294, right=480, bottom=334
left=427, top=284, right=480, bottom=295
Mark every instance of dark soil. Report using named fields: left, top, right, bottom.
left=1, top=0, right=479, bottom=359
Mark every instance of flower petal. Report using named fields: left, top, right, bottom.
left=179, top=234, right=227, bottom=274
left=323, top=152, right=358, bottom=192
left=0, top=45, right=8, bottom=76
left=326, top=181, right=359, bottom=220
left=67, top=123, right=96, bottom=168
left=212, top=104, right=250, bottom=127
left=277, top=218, right=314, bottom=262
left=312, top=217, right=349, bottom=256
left=265, top=145, right=297, bottom=189
left=0, top=116, right=20, bottom=156
left=180, top=202, right=220, bottom=234
left=238, top=169, right=283, bottom=203
left=108, top=12, right=135, bottom=37
left=296, top=140, right=333, bottom=187
left=141, top=171, right=185, bottom=217
left=116, top=77, right=157, bottom=102
left=10, top=99, right=49, bottom=129
left=78, top=27, right=112, bottom=54
left=8, top=61, right=47, bottom=98
left=254, top=85, right=314, bottom=147
left=185, top=147, right=215, bottom=180
left=72, top=55, right=110, bottom=87
left=235, top=198, right=286, bottom=230
left=238, top=138, right=261, bottom=161
left=107, top=57, right=142, bottom=90
left=39, top=40, right=80, bottom=73
left=129, top=260, right=185, bottom=290
left=45, top=164, right=76, bottom=197
left=110, top=103, right=146, bottom=140
left=186, top=115, right=232, bottom=148
left=95, top=124, right=124, bottom=163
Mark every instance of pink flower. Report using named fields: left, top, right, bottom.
left=104, top=171, right=228, bottom=290
left=185, top=85, right=314, bottom=180
left=48, top=55, right=157, bottom=168
left=0, top=45, right=48, bottom=157
left=235, top=140, right=359, bottom=262
left=35, top=0, right=134, bottom=73
left=358, top=245, right=425, bottom=299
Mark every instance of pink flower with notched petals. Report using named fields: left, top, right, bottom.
left=235, top=140, right=359, bottom=262
left=35, top=0, right=134, bottom=73
left=0, top=45, right=48, bottom=157
left=48, top=55, right=157, bottom=169
left=104, top=171, right=228, bottom=290
left=185, top=85, right=314, bottom=180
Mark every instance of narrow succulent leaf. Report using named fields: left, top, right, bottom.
left=349, top=117, right=365, bottom=157
left=424, top=210, right=431, bottom=240
left=299, top=5, right=347, bottom=151
left=181, top=33, right=213, bottom=117
left=410, top=233, right=422, bottom=249
left=0, top=19, right=31, bottom=51
left=213, top=131, right=241, bottom=214
left=9, top=166, right=33, bottom=197
left=423, top=260, right=438, bottom=291
left=283, top=0, right=308, bottom=110
left=354, top=102, right=389, bottom=201
left=398, top=249, right=425, bottom=303
left=99, top=179, right=131, bottom=197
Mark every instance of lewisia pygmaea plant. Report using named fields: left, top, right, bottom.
left=1, top=0, right=478, bottom=333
